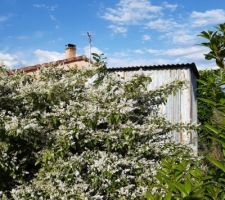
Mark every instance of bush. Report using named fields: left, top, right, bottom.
left=0, top=58, right=195, bottom=199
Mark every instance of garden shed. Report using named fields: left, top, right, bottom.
left=108, top=63, right=199, bottom=153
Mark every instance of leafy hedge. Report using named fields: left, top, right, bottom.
left=0, top=58, right=196, bottom=199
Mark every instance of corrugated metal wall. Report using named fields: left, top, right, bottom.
left=116, top=68, right=198, bottom=152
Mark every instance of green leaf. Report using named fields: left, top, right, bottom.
left=1, top=194, right=7, bottom=200
left=209, top=136, right=225, bottom=147
left=164, top=192, right=172, bottom=200
left=218, top=178, right=225, bottom=183
left=146, top=191, right=155, bottom=200
left=205, top=124, right=220, bottom=135
left=173, top=183, right=187, bottom=197
left=204, top=53, right=214, bottom=60
left=218, top=81, right=225, bottom=86
left=184, top=180, right=192, bottom=195
left=219, top=49, right=225, bottom=57
left=197, top=79, right=208, bottom=85
left=199, top=31, right=212, bottom=39
left=216, top=58, right=224, bottom=69
left=207, top=156, right=225, bottom=172
left=190, top=169, right=202, bottom=178
left=201, top=42, right=211, bottom=47
left=199, top=98, right=216, bottom=106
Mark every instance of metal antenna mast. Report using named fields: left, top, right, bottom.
left=87, top=32, right=92, bottom=66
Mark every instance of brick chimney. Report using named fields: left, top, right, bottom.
left=65, top=44, right=76, bottom=59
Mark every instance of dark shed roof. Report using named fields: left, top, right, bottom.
left=107, top=63, right=199, bottom=78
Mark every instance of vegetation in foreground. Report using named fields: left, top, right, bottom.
left=0, top=23, right=225, bottom=199
left=0, top=54, right=196, bottom=199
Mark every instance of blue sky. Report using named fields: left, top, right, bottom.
left=0, top=0, right=225, bottom=69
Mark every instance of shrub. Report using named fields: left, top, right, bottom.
left=0, top=58, right=195, bottom=199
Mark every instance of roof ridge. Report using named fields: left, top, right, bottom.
left=11, top=55, right=90, bottom=73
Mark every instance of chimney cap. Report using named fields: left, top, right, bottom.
left=65, top=43, right=76, bottom=48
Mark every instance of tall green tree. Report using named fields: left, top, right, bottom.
left=197, top=70, right=225, bottom=157
left=199, top=23, right=225, bottom=70
left=198, top=23, right=225, bottom=190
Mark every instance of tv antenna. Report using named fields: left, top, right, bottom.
left=87, top=32, right=92, bottom=66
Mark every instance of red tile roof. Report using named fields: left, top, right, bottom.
left=10, top=55, right=90, bottom=74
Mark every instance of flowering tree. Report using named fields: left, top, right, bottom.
left=0, top=57, right=194, bottom=199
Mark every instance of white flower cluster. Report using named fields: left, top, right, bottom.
left=0, top=65, right=194, bottom=199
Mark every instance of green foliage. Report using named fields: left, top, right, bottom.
left=197, top=68, right=225, bottom=199
left=197, top=69, right=225, bottom=154
left=147, top=157, right=225, bottom=200
left=145, top=23, right=225, bottom=200
left=197, top=22, right=225, bottom=199
left=0, top=59, right=194, bottom=199
left=204, top=96, right=225, bottom=182
left=143, top=22, right=225, bottom=200
left=146, top=158, right=206, bottom=200
left=199, top=23, right=225, bottom=70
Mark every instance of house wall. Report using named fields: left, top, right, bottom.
left=57, top=61, right=90, bottom=70
left=20, top=61, right=90, bottom=76
left=115, top=68, right=198, bottom=152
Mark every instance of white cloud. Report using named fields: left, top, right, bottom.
left=33, top=4, right=59, bottom=29
left=33, top=4, right=58, bottom=12
left=0, top=52, right=20, bottom=67
left=145, top=46, right=209, bottom=67
left=163, top=30, right=197, bottom=45
left=190, top=9, right=225, bottom=27
left=108, top=25, right=127, bottom=34
left=162, top=2, right=178, bottom=11
left=107, top=48, right=174, bottom=67
left=146, top=18, right=179, bottom=31
left=102, top=0, right=162, bottom=30
left=101, top=0, right=182, bottom=34
left=142, top=34, right=151, bottom=41
left=112, top=51, right=129, bottom=57
left=50, top=15, right=57, bottom=22
left=83, top=46, right=103, bottom=59
left=112, top=49, right=146, bottom=57
left=0, top=50, right=42, bottom=68
left=145, top=46, right=206, bottom=58
left=108, top=45, right=213, bottom=69
left=34, top=49, right=64, bottom=63
left=1, top=48, right=66, bottom=68
left=107, top=57, right=173, bottom=67
left=49, top=14, right=60, bottom=29
left=173, top=33, right=196, bottom=45
left=147, top=48, right=162, bottom=54
left=162, top=46, right=206, bottom=57
left=0, top=46, right=102, bottom=69
left=133, top=49, right=145, bottom=54
left=33, top=4, right=46, bottom=8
